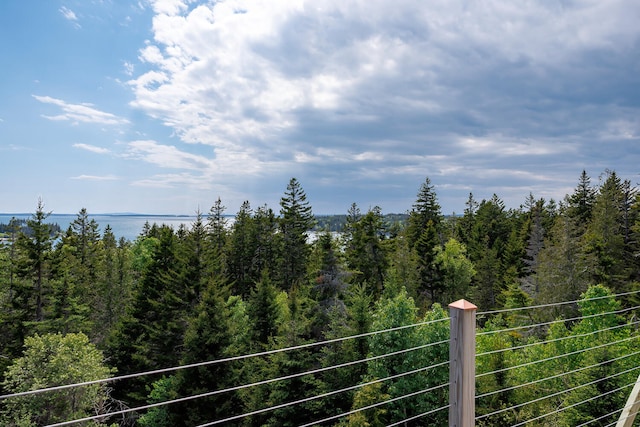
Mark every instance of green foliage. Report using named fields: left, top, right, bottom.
left=479, top=285, right=640, bottom=426
left=346, top=382, right=390, bottom=427
left=406, top=177, right=445, bottom=305
left=278, top=178, right=315, bottom=291
left=434, top=238, right=475, bottom=302
left=343, top=205, right=389, bottom=298
left=247, top=270, right=280, bottom=349
left=168, top=281, right=242, bottom=426
left=14, top=199, right=54, bottom=324
left=5, top=173, right=640, bottom=427
left=0, top=332, right=114, bottom=426
left=362, top=289, right=449, bottom=425
left=137, top=376, right=178, bottom=427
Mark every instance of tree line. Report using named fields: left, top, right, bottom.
left=1, top=172, right=639, bottom=426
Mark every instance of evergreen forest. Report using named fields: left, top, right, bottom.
left=1, top=171, right=640, bottom=426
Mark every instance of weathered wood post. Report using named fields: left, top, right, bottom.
left=449, top=299, right=477, bottom=427
left=616, top=372, right=640, bottom=427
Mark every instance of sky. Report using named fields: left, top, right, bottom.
left=1, top=0, right=639, bottom=216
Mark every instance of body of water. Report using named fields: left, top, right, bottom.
left=0, top=214, right=200, bottom=242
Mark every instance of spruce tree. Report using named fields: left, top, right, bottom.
left=167, top=278, right=240, bottom=426
left=406, top=177, right=442, bottom=248
left=568, top=169, right=596, bottom=227
left=108, top=226, right=188, bottom=405
left=406, top=177, right=444, bottom=304
left=468, top=195, right=511, bottom=309
left=227, top=201, right=257, bottom=297
left=206, top=197, right=228, bottom=277
left=585, top=171, right=629, bottom=290
left=14, top=199, right=54, bottom=325
left=278, top=178, right=314, bottom=291
left=343, top=206, right=388, bottom=298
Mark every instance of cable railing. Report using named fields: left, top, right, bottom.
left=476, top=349, right=640, bottom=400
left=0, top=316, right=450, bottom=402
left=43, top=343, right=451, bottom=427
left=477, top=364, right=640, bottom=422
left=295, top=382, right=451, bottom=427
left=477, top=288, right=640, bottom=317
left=3, top=314, right=450, bottom=427
left=601, top=397, right=640, bottom=427
left=509, top=380, right=638, bottom=427
left=476, top=304, right=640, bottom=337
left=2, top=288, right=640, bottom=426
left=475, top=289, right=640, bottom=426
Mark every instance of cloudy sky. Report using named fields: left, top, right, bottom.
left=1, top=0, right=639, bottom=215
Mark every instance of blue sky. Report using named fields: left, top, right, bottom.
left=1, top=0, right=639, bottom=216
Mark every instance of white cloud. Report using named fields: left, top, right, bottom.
left=59, top=6, right=81, bottom=28
left=131, top=172, right=209, bottom=189
left=456, top=136, right=578, bottom=157
left=123, top=0, right=640, bottom=212
left=150, top=0, right=191, bottom=16
left=125, top=139, right=213, bottom=169
left=73, top=143, right=111, bottom=154
left=1, top=144, right=31, bottom=152
left=71, top=175, right=119, bottom=181
left=33, top=95, right=129, bottom=125
left=123, top=61, right=135, bottom=76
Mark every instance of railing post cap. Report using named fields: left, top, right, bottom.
left=448, top=299, right=477, bottom=311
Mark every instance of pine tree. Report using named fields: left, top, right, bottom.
left=519, top=195, right=554, bottom=295
left=227, top=201, right=258, bottom=297
left=206, top=197, right=228, bottom=277
left=69, top=208, right=101, bottom=283
left=108, top=226, right=188, bottom=405
left=585, top=170, right=629, bottom=290
left=309, top=231, right=348, bottom=340
left=568, top=170, right=596, bottom=227
left=406, top=177, right=444, bottom=304
left=533, top=210, right=589, bottom=318
left=343, top=206, right=388, bottom=298
left=247, top=270, right=280, bottom=349
left=406, top=177, right=442, bottom=248
left=92, top=226, right=132, bottom=345
left=278, top=178, right=315, bottom=291
left=253, top=204, right=279, bottom=281
left=166, top=279, right=241, bottom=426
left=468, top=195, right=511, bottom=310
left=14, top=199, right=54, bottom=324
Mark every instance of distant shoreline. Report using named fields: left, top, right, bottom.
left=0, top=213, right=198, bottom=217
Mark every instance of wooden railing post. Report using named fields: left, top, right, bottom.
left=449, top=299, right=477, bottom=427
left=616, top=372, right=640, bottom=427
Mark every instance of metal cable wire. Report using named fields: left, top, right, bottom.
left=476, top=319, right=640, bottom=358
left=596, top=395, right=640, bottom=427
left=574, top=407, right=624, bottom=427
left=0, top=316, right=450, bottom=401
left=294, top=382, right=450, bottom=427
left=13, top=291, right=637, bottom=426
left=476, top=349, right=640, bottom=400
left=477, top=364, right=640, bottom=421
left=602, top=405, right=640, bottom=427
left=477, top=305, right=640, bottom=337
left=41, top=342, right=450, bottom=426
left=509, top=380, right=638, bottom=427
left=195, top=363, right=450, bottom=427
left=476, top=334, right=640, bottom=379
left=385, top=403, right=450, bottom=427
left=477, top=289, right=640, bottom=316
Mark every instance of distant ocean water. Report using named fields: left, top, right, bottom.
left=0, top=214, right=200, bottom=242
